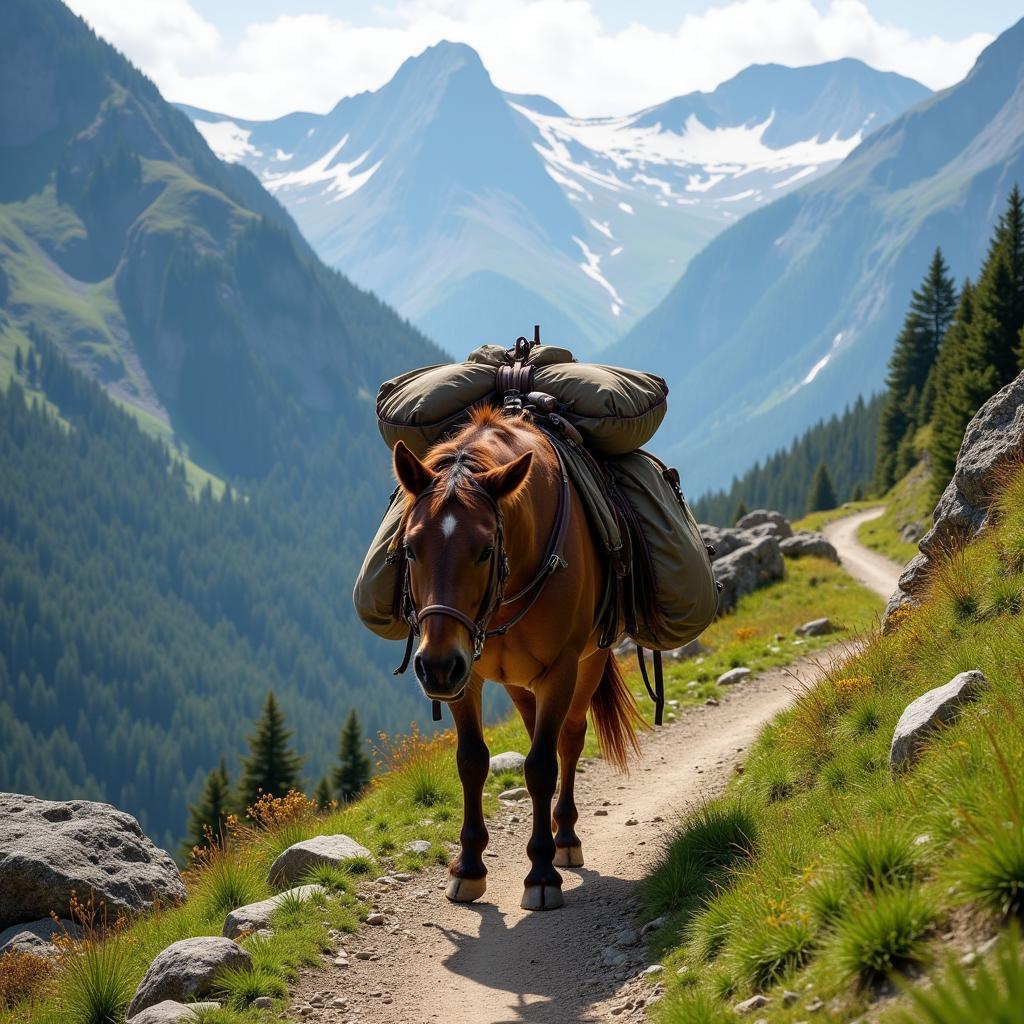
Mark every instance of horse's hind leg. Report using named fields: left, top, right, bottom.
left=553, top=650, right=605, bottom=868
left=521, top=656, right=575, bottom=911
left=446, top=673, right=489, bottom=904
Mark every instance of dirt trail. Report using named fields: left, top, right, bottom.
left=821, top=507, right=902, bottom=599
left=294, top=514, right=901, bottom=1023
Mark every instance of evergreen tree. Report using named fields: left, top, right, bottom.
left=332, top=709, right=372, bottom=803
left=874, top=248, right=957, bottom=491
left=14, top=347, right=22, bottom=375
left=850, top=481, right=864, bottom=502
left=26, top=349, right=38, bottom=388
left=184, top=758, right=231, bottom=854
left=806, top=462, right=838, bottom=513
left=314, top=776, right=333, bottom=810
left=237, top=692, right=304, bottom=812
left=731, top=501, right=748, bottom=525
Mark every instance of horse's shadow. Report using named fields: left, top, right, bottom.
left=432, top=866, right=643, bottom=1024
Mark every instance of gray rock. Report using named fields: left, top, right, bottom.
left=268, top=834, right=372, bottom=887
left=716, top=667, right=751, bottom=686
left=601, top=947, right=627, bottom=967
left=127, top=1001, right=221, bottom=1024
left=900, top=521, right=924, bottom=544
left=128, top=937, right=251, bottom=1015
left=881, top=587, right=917, bottom=633
left=404, top=840, right=431, bottom=855
left=0, top=793, right=185, bottom=928
left=794, top=617, right=835, bottom=637
left=0, top=917, right=78, bottom=958
left=665, top=638, right=707, bottom=660
left=714, top=535, right=785, bottom=614
left=251, top=997, right=273, bottom=1010
left=890, top=671, right=988, bottom=769
left=498, top=787, right=528, bottom=801
left=735, top=509, right=793, bottom=539
left=222, top=884, right=325, bottom=938
left=735, top=993, right=769, bottom=1013
left=488, top=751, right=526, bottom=775
left=779, top=532, right=839, bottom=563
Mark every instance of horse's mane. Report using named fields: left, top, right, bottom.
left=402, top=406, right=541, bottom=519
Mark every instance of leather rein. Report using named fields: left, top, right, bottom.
left=390, top=429, right=573, bottom=716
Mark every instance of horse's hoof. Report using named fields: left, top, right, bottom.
left=521, top=884, right=564, bottom=911
left=446, top=875, right=486, bottom=903
left=554, top=844, right=584, bottom=868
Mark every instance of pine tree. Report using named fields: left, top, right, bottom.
left=184, top=758, right=231, bottom=854
left=806, top=462, right=838, bottom=513
left=314, top=776, right=333, bottom=810
left=237, top=692, right=304, bottom=813
left=332, top=709, right=372, bottom=803
left=14, top=348, right=23, bottom=375
left=731, top=500, right=749, bottom=525
left=875, top=249, right=957, bottom=492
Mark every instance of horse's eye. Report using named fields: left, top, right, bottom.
left=477, top=545, right=494, bottom=564
left=404, top=544, right=416, bottom=562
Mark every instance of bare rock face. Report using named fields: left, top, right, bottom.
left=735, top=509, right=794, bottom=540
left=0, top=793, right=185, bottom=928
left=268, top=834, right=372, bottom=887
left=127, top=937, right=251, bottom=1015
left=884, top=372, right=1024, bottom=629
left=713, top=535, right=785, bottom=614
left=779, top=531, right=840, bottom=563
left=890, top=671, right=988, bottom=769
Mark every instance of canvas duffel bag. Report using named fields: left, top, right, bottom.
left=376, top=343, right=667, bottom=457
left=353, top=489, right=410, bottom=642
left=608, top=450, right=718, bottom=651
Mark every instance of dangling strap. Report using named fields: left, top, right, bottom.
left=393, top=629, right=415, bottom=676
left=636, top=647, right=665, bottom=726
left=431, top=700, right=442, bottom=722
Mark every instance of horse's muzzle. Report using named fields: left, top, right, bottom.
left=414, top=649, right=470, bottom=701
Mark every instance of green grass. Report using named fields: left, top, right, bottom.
left=856, top=457, right=933, bottom=565
left=641, top=464, right=1024, bottom=1022
left=0, top=513, right=882, bottom=1024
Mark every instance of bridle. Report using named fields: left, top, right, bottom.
left=389, top=431, right=572, bottom=699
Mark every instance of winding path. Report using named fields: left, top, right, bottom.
left=295, top=514, right=903, bottom=1023
left=821, top=506, right=902, bottom=599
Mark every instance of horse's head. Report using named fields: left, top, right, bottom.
left=393, top=439, right=533, bottom=702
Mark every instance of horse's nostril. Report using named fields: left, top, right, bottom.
left=414, top=654, right=426, bottom=681
left=450, top=652, right=468, bottom=685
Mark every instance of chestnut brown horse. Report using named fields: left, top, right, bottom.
left=391, top=406, right=643, bottom=911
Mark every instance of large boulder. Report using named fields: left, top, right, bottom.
left=0, top=793, right=185, bottom=928
left=714, top=535, right=785, bottom=614
left=0, top=917, right=78, bottom=958
left=267, top=834, right=372, bottom=887
left=222, top=884, right=325, bottom=939
left=735, top=509, right=794, bottom=540
left=890, top=671, right=988, bottom=769
left=779, top=532, right=840, bottom=563
left=884, top=373, right=1024, bottom=629
left=127, top=937, right=251, bottom=1015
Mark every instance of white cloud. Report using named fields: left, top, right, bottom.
left=65, top=0, right=993, bottom=120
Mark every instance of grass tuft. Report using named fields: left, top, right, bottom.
left=59, top=936, right=135, bottom=1024
left=215, top=964, right=287, bottom=1008
left=835, top=824, right=918, bottom=893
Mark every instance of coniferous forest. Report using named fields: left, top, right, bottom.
left=0, top=339, right=433, bottom=853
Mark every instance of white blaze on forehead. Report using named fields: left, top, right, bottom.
left=441, top=513, right=457, bottom=539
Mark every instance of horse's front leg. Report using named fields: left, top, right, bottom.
left=446, top=672, right=490, bottom=903
left=522, top=655, right=576, bottom=911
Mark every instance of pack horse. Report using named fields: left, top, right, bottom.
left=355, top=333, right=718, bottom=911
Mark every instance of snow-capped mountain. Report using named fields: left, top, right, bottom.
left=181, top=44, right=927, bottom=356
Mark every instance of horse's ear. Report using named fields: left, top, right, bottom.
left=393, top=440, right=436, bottom=496
left=476, top=451, right=533, bottom=501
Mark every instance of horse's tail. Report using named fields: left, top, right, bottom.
left=590, top=652, right=644, bottom=772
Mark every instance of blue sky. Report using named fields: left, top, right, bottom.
left=67, top=1, right=1019, bottom=119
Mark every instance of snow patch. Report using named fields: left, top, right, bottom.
left=589, top=218, right=614, bottom=240
left=802, top=332, right=844, bottom=385
left=194, top=120, right=260, bottom=163
left=618, top=202, right=634, bottom=214
left=573, top=236, right=624, bottom=307
left=263, top=134, right=382, bottom=201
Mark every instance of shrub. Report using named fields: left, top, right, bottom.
left=215, top=964, right=287, bottom=1008
left=653, top=986, right=732, bottom=1024
left=191, top=842, right=266, bottom=918
left=954, top=814, right=1024, bottom=918
left=828, top=887, right=936, bottom=986
left=59, top=936, right=136, bottom=1024
left=0, top=947, right=54, bottom=1008
left=727, top=911, right=816, bottom=989
left=803, top=870, right=851, bottom=928
left=899, top=927, right=1024, bottom=1023
left=835, top=824, right=918, bottom=893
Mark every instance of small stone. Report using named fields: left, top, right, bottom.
left=614, top=928, right=639, bottom=946
left=735, top=994, right=769, bottom=1014
left=594, top=809, right=609, bottom=816
left=252, top=996, right=273, bottom=1009
left=806, top=997, right=824, bottom=1012
left=489, top=751, right=526, bottom=774
left=642, top=964, right=664, bottom=976
left=404, top=840, right=431, bottom=855
left=331, top=997, right=347, bottom=1008
left=960, top=951, right=977, bottom=966
left=717, top=667, right=751, bottom=686
left=782, top=989, right=799, bottom=1007
left=977, top=935, right=1000, bottom=955
left=499, top=787, right=529, bottom=800
left=366, top=912, right=386, bottom=925
left=641, top=916, right=665, bottom=935
left=890, top=671, right=988, bottom=768
left=332, top=956, right=350, bottom=967
left=355, top=950, right=374, bottom=960
left=392, top=872, right=414, bottom=881
left=794, top=617, right=835, bottom=637
left=625, top=817, right=638, bottom=826
left=705, top=697, right=720, bottom=706
left=602, top=947, right=627, bottom=967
